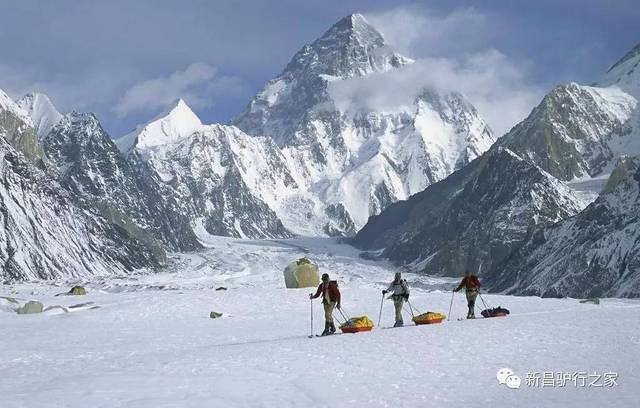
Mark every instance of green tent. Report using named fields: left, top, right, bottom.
left=283, top=258, right=320, bottom=288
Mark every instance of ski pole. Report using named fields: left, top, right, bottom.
left=333, top=310, right=347, bottom=325
left=337, top=307, right=349, bottom=322
left=309, top=295, right=314, bottom=338
left=406, top=299, right=416, bottom=318
left=448, top=290, right=455, bottom=321
left=377, top=292, right=384, bottom=327
left=478, top=291, right=491, bottom=309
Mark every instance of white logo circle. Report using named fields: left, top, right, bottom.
left=505, top=374, right=522, bottom=389
left=496, top=367, right=514, bottom=384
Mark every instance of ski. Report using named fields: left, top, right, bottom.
left=314, top=333, right=342, bottom=337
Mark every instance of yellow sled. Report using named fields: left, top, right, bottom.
left=412, top=312, right=446, bottom=325
left=340, top=316, right=374, bottom=333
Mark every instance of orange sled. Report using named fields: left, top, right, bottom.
left=340, top=326, right=374, bottom=334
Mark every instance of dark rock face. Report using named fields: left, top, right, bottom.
left=42, top=113, right=200, bottom=255
left=0, top=137, right=159, bottom=282
left=490, top=156, right=640, bottom=298
left=353, top=148, right=583, bottom=277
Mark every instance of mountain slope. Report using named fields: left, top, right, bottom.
left=117, top=101, right=292, bottom=239
left=600, top=42, right=640, bottom=97
left=353, top=147, right=584, bottom=276
left=497, top=83, right=637, bottom=181
left=0, top=135, right=159, bottom=282
left=233, top=14, right=496, bottom=233
left=17, top=93, right=63, bottom=139
left=491, top=155, right=640, bottom=298
left=0, top=89, right=45, bottom=163
left=353, top=41, right=640, bottom=298
left=42, top=110, right=200, bottom=253
left=234, top=13, right=411, bottom=146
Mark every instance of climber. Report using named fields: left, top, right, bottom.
left=454, top=270, right=482, bottom=319
left=310, top=273, right=341, bottom=336
left=383, top=272, right=410, bottom=327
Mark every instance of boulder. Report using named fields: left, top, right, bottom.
left=209, top=311, right=223, bottom=319
left=17, top=300, right=44, bottom=314
left=283, top=258, right=320, bottom=288
left=68, top=286, right=86, bottom=295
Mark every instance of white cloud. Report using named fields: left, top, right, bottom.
left=365, top=7, right=489, bottom=57
left=329, top=50, right=543, bottom=137
left=329, top=7, right=545, bottom=136
left=113, top=62, right=243, bottom=118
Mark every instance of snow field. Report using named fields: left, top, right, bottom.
left=2, top=238, right=639, bottom=407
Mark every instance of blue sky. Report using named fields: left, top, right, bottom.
left=0, top=0, right=637, bottom=137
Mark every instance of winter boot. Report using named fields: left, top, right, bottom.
left=467, top=307, right=475, bottom=319
left=394, top=320, right=404, bottom=328
left=321, top=322, right=331, bottom=336
left=329, top=322, right=336, bottom=334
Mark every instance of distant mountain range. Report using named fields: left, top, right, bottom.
left=1, top=13, right=639, bottom=298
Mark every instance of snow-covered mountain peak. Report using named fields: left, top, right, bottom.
left=17, top=92, right=63, bottom=139
left=325, top=13, right=384, bottom=49
left=599, top=42, right=640, bottom=97
left=115, top=99, right=202, bottom=153
left=283, top=13, right=411, bottom=79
